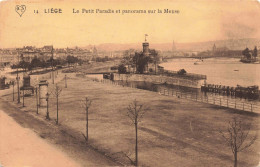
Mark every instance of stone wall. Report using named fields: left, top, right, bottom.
left=113, top=74, right=205, bottom=89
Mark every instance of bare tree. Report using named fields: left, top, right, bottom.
left=51, top=84, right=62, bottom=124
left=35, top=86, right=39, bottom=114
left=126, top=99, right=146, bottom=166
left=220, top=117, right=257, bottom=167
left=81, top=97, right=92, bottom=142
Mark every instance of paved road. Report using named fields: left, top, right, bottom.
left=0, top=110, right=80, bottom=167
left=0, top=99, right=120, bottom=167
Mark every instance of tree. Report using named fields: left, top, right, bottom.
left=51, top=84, right=62, bottom=124
left=126, top=100, right=146, bottom=166
left=18, top=60, right=30, bottom=71
left=66, top=55, right=79, bottom=66
left=118, top=64, right=127, bottom=74
left=122, top=49, right=136, bottom=70
left=253, top=46, right=257, bottom=58
left=133, top=52, right=150, bottom=74
left=148, top=49, right=160, bottom=74
left=81, top=97, right=92, bottom=142
left=219, top=117, right=257, bottom=167
left=31, top=57, right=42, bottom=68
left=242, top=48, right=251, bottom=59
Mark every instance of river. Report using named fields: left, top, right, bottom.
left=160, top=58, right=260, bottom=87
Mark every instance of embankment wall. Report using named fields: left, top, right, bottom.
left=113, top=74, right=206, bottom=89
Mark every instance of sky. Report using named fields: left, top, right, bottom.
left=0, top=0, right=260, bottom=48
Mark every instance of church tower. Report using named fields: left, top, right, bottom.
left=212, top=43, right=216, bottom=52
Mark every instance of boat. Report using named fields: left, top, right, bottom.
left=194, top=59, right=203, bottom=65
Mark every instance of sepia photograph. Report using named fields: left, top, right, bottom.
left=0, top=0, right=259, bottom=166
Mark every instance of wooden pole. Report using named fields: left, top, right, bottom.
left=12, top=82, right=14, bottom=101
left=22, top=89, right=25, bottom=107
left=36, top=87, right=38, bottom=114
left=227, top=99, right=228, bottom=107
left=135, top=118, right=138, bottom=167
left=56, top=95, right=59, bottom=124
left=86, top=98, right=88, bottom=141
left=17, top=68, right=20, bottom=103
left=46, top=95, right=49, bottom=120
left=65, top=75, right=67, bottom=88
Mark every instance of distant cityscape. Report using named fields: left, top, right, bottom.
left=1, top=38, right=260, bottom=67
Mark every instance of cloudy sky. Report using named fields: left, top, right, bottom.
left=0, top=0, right=260, bottom=48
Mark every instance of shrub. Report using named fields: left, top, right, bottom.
left=118, top=64, right=127, bottom=74
left=177, top=69, right=187, bottom=75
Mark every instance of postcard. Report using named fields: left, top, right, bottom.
left=0, top=0, right=259, bottom=167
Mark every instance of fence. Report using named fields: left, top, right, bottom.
left=158, top=87, right=260, bottom=113
left=97, top=78, right=260, bottom=113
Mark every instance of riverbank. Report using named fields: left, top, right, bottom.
left=1, top=71, right=259, bottom=167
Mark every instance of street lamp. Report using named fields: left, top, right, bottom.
left=65, top=74, right=67, bottom=88
left=35, top=86, right=38, bottom=114
left=46, top=92, right=50, bottom=120
left=11, top=80, right=15, bottom=101
left=16, top=75, right=20, bottom=103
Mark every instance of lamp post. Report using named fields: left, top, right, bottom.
left=22, top=89, right=25, bottom=107
left=17, top=53, right=21, bottom=103
left=12, top=81, right=15, bottom=101
left=65, top=74, right=67, bottom=88
left=16, top=69, right=20, bottom=103
left=35, top=87, right=38, bottom=114
left=46, top=92, right=50, bottom=120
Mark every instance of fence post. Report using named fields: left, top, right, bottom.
left=227, top=99, right=228, bottom=107
left=22, top=89, right=25, bottom=107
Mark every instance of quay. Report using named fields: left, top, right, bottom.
left=201, top=84, right=259, bottom=99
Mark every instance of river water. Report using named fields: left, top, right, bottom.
left=160, top=58, right=260, bottom=87
left=86, top=58, right=260, bottom=110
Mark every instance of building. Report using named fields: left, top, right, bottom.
left=132, top=35, right=160, bottom=74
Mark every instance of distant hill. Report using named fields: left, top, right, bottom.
left=90, top=38, right=260, bottom=52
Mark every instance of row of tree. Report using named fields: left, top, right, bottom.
left=10, top=71, right=257, bottom=167
left=11, top=55, right=81, bottom=72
